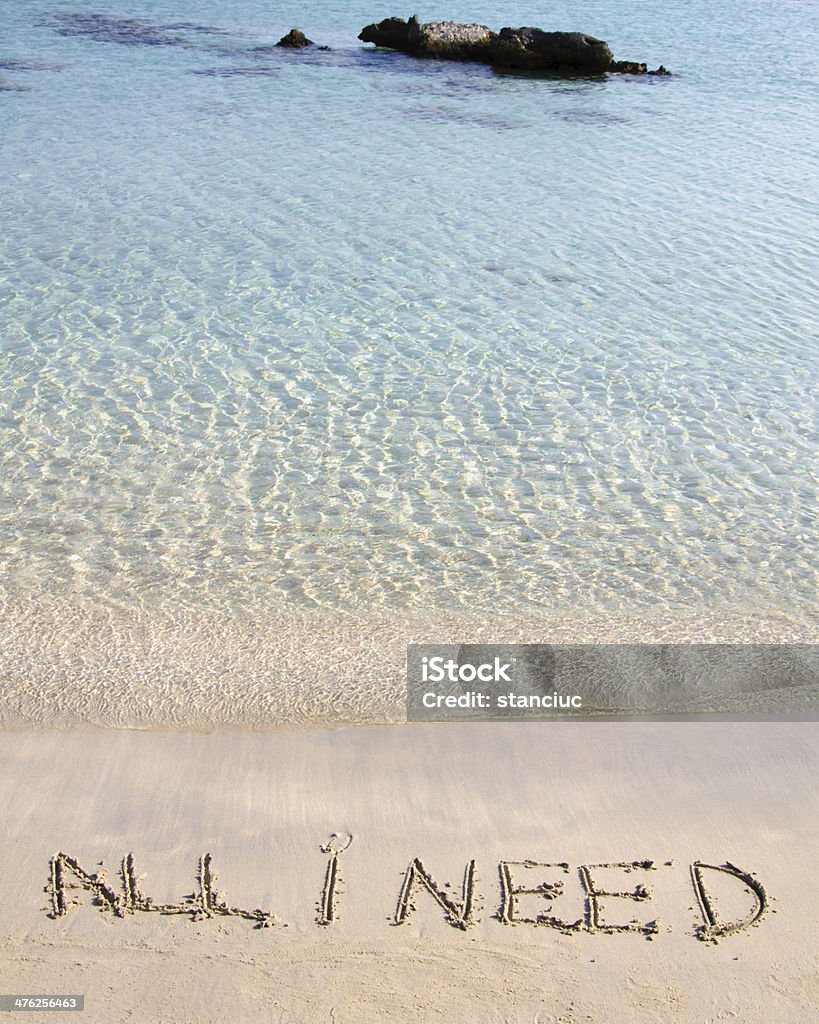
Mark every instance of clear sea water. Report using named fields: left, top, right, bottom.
left=1, top=1, right=817, bottom=619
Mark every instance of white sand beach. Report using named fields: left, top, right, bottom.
left=0, top=719, right=815, bottom=1023
left=2, top=4, right=818, bottom=1021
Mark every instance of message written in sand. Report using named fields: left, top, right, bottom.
left=43, top=837, right=770, bottom=944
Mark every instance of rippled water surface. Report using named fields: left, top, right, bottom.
left=1, top=1, right=817, bottom=617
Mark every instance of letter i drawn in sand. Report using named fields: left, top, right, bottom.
left=317, top=833, right=353, bottom=926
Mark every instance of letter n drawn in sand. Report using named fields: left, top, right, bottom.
left=690, top=861, right=768, bottom=942
left=498, top=861, right=580, bottom=931
left=579, top=861, right=659, bottom=936
left=394, top=858, right=476, bottom=930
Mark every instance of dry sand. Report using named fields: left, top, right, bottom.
left=0, top=720, right=816, bottom=1023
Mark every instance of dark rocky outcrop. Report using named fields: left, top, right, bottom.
left=276, top=28, right=313, bottom=49
left=359, top=14, right=669, bottom=75
left=411, top=18, right=494, bottom=61
left=609, top=60, right=669, bottom=75
left=359, top=16, right=415, bottom=51
left=609, top=60, right=647, bottom=75
left=359, top=15, right=493, bottom=61
left=491, top=28, right=612, bottom=74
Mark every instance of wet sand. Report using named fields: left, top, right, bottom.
left=1, top=599, right=815, bottom=728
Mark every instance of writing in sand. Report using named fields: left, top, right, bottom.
left=43, top=836, right=770, bottom=945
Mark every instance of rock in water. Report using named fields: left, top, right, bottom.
left=276, top=28, right=313, bottom=48
left=359, top=15, right=494, bottom=61
left=358, top=15, right=668, bottom=76
left=491, top=28, right=613, bottom=73
left=358, top=16, right=414, bottom=51
left=411, top=19, right=494, bottom=61
left=610, top=60, right=648, bottom=74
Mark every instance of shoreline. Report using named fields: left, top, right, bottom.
left=1, top=598, right=817, bottom=730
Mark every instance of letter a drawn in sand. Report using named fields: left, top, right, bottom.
left=47, top=853, right=125, bottom=918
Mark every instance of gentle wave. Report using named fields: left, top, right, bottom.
left=0, top=599, right=815, bottom=729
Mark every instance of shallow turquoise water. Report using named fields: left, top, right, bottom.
left=1, top=1, right=817, bottom=616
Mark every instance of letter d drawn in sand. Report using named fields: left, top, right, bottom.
left=690, top=861, right=769, bottom=942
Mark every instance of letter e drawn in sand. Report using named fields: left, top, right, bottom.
left=393, top=858, right=477, bottom=930
left=497, top=861, right=581, bottom=932
left=317, top=832, right=353, bottom=926
left=579, top=861, right=659, bottom=937
left=690, top=861, right=769, bottom=942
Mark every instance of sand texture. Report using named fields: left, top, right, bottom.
left=0, top=721, right=815, bottom=1023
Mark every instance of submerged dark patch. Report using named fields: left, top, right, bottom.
left=389, top=75, right=496, bottom=100
left=193, top=67, right=281, bottom=78
left=0, top=58, right=65, bottom=72
left=555, top=109, right=629, bottom=125
left=41, top=13, right=236, bottom=48
left=0, top=74, right=30, bottom=92
left=406, top=104, right=525, bottom=131
left=161, top=23, right=234, bottom=36
left=43, top=13, right=186, bottom=46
